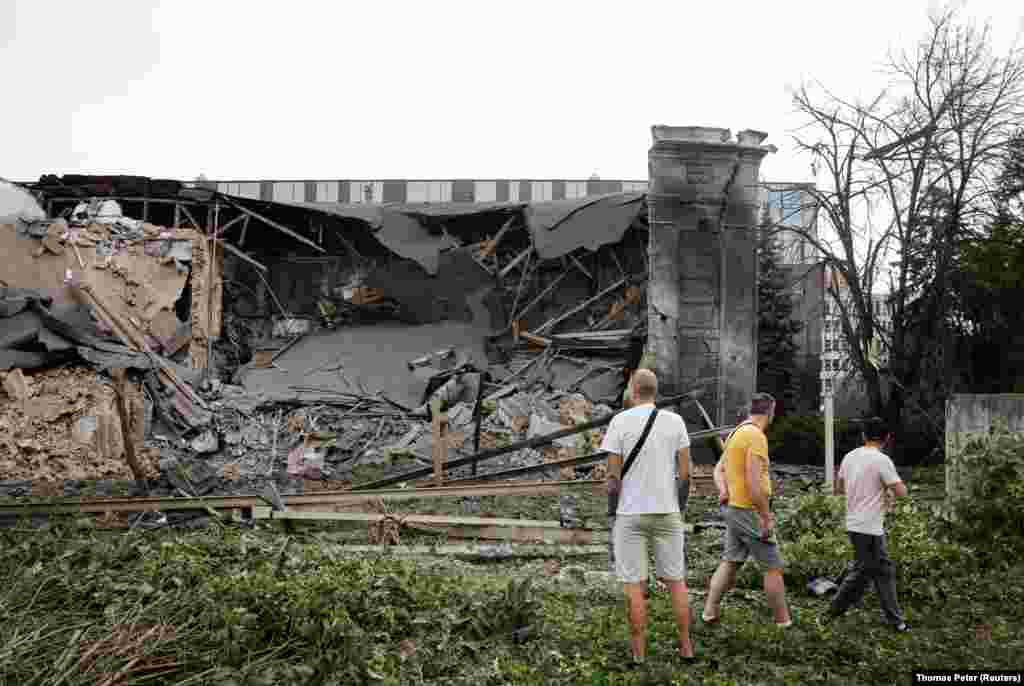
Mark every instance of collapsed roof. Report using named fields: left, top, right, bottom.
left=278, top=191, right=647, bottom=275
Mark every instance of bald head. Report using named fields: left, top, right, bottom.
left=631, top=369, right=658, bottom=403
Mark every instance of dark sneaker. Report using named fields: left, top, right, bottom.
left=894, top=622, right=909, bottom=633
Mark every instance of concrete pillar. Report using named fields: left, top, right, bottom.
left=647, top=126, right=776, bottom=425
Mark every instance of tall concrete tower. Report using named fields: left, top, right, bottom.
left=646, top=126, right=776, bottom=427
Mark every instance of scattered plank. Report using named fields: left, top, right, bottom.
left=253, top=507, right=568, bottom=529
left=326, top=543, right=608, bottom=558
left=0, top=480, right=607, bottom=518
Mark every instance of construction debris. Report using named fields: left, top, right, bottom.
left=1, top=179, right=749, bottom=551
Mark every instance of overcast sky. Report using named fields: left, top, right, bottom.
left=2, top=0, right=1021, bottom=184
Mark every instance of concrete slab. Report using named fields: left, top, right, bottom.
left=238, top=322, right=491, bottom=410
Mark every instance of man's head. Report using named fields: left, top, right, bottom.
left=862, top=416, right=889, bottom=445
left=749, top=392, right=776, bottom=423
left=630, top=369, right=658, bottom=404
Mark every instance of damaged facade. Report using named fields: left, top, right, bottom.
left=1, top=125, right=772, bottom=503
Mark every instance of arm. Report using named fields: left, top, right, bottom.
left=713, top=455, right=729, bottom=503
left=677, top=447, right=691, bottom=481
left=745, top=448, right=770, bottom=518
left=834, top=477, right=845, bottom=496
left=880, top=458, right=907, bottom=505
left=745, top=448, right=773, bottom=538
left=607, top=453, right=623, bottom=494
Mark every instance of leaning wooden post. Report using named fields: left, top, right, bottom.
left=110, top=368, right=149, bottom=493
left=432, top=399, right=449, bottom=486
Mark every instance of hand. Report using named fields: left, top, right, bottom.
left=718, top=490, right=730, bottom=506
left=759, top=512, right=774, bottom=541
left=607, top=477, right=621, bottom=497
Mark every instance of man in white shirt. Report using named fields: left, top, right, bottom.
left=825, top=417, right=909, bottom=631
left=602, top=369, right=694, bottom=664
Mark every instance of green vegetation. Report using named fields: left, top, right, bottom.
left=1, top=466, right=1021, bottom=684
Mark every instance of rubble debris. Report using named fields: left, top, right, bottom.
left=2, top=368, right=30, bottom=401
left=189, top=429, right=220, bottom=454
left=0, top=366, right=158, bottom=485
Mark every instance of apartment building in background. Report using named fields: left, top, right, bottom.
left=207, top=178, right=649, bottom=205
left=821, top=266, right=894, bottom=396
left=760, top=182, right=826, bottom=409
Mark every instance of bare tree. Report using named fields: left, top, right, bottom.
left=771, top=7, right=1024, bottom=430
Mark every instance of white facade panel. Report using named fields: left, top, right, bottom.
left=427, top=181, right=452, bottom=203
left=236, top=182, right=260, bottom=200
left=272, top=182, right=303, bottom=203
left=406, top=181, right=429, bottom=203
left=566, top=181, right=587, bottom=199
left=217, top=183, right=231, bottom=194
left=270, top=182, right=290, bottom=201
left=349, top=181, right=366, bottom=203
left=531, top=181, right=553, bottom=202
left=508, top=181, right=520, bottom=203
left=474, top=181, right=497, bottom=203
left=349, top=181, right=380, bottom=203
left=315, top=181, right=339, bottom=203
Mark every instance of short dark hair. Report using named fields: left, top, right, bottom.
left=862, top=417, right=888, bottom=442
left=750, top=392, right=776, bottom=416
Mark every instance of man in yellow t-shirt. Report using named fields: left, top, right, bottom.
left=701, top=392, right=792, bottom=628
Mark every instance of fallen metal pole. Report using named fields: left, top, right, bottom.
left=352, top=390, right=704, bottom=490
left=442, top=425, right=735, bottom=484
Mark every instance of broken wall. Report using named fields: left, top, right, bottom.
left=0, top=221, right=196, bottom=358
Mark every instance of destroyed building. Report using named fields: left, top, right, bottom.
left=0, top=126, right=775, bottom=500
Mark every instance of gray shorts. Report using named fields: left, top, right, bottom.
left=721, top=505, right=785, bottom=569
left=613, top=513, right=686, bottom=584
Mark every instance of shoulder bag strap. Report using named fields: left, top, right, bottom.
left=620, top=409, right=659, bottom=481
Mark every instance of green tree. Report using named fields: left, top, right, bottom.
left=757, top=208, right=804, bottom=415
left=949, top=130, right=1024, bottom=392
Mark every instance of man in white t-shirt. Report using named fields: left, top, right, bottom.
left=601, top=369, right=694, bottom=664
left=824, top=417, right=909, bottom=631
